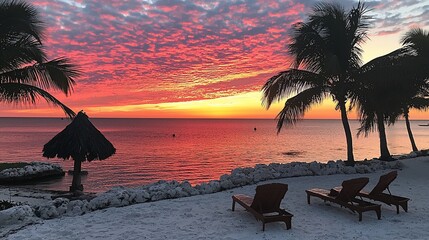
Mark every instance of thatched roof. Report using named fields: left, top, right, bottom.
left=43, top=111, right=116, bottom=161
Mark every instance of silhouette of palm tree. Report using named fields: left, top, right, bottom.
left=399, top=28, right=429, bottom=152
left=353, top=29, right=429, bottom=159
left=262, top=2, right=370, bottom=164
left=352, top=51, right=400, bottom=160
left=0, top=1, right=79, bottom=118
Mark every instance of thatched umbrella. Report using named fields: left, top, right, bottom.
left=43, top=111, right=116, bottom=192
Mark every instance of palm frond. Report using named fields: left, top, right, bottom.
left=0, top=82, right=75, bottom=118
left=276, top=86, right=329, bottom=132
left=292, top=2, right=370, bottom=76
left=0, top=58, right=80, bottom=95
left=357, top=111, right=376, bottom=137
left=401, top=28, right=429, bottom=57
left=40, top=58, right=80, bottom=94
left=261, top=69, right=328, bottom=108
left=409, top=97, right=429, bottom=110
left=288, top=22, right=327, bottom=72
left=0, top=35, right=45, bottom=72
left=347, top=2, right=371, bottom=70
left=0, top=0, right=44, bottom=43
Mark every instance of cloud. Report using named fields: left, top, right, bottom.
left=23, top=0, right=428, bottom=116
left=366, top=0, right=428, bottom=36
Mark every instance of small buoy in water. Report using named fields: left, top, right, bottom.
left=254, top=127, right=257, bottom=131
left=172, top=134, right=176, bottom=137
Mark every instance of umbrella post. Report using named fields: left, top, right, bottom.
left=70, top=159, right=83, bottom=192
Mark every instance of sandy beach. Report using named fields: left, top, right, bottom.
left=2, top=156, right=428, bottom=240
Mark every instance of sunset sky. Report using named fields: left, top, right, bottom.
left=1, top=0, right=428, bottom=119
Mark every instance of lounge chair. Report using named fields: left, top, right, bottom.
left=232, top=183, right=293, bottom=231
left=306, top=177, right=381, bottom=221
left=334, top=171, right=409, bottom=214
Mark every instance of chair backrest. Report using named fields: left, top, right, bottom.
left=336, top=177, right=369, bottom=202
left=369, top=171, right=397, bottom=195
left=250, top=183, right=288, bottom=214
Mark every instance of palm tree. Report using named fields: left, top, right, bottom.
left=352, top=51, right=401, bottom=160
left=399, top=28, right=429, bottom=152
left=0, top=0, right=79, bottom=118
left=262, top=2, right=370, bottom=164
left=354, top=29, right=429, bottom=159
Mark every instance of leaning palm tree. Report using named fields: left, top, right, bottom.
left=0, top=0, right=79, bottom=118
left=398, top=28, right=429, bottom=151
left=262, top=2, right=370, bottom=164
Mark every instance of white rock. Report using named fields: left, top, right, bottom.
left=409, top=151, right=418, bottom=158
left=0, top=205, right=35, bottom=224
left=220, top=179, right=234, bottom=190
left=342, top=166, right=357, bottom=174
left=151, top=191, right=167, bottom=201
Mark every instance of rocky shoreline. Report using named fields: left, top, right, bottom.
left=0, top=158, right=403, bottom=228
left=0, top=162, right=65, bottom=185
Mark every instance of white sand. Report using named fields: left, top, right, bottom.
left=5, top=157, right=429, bottom=240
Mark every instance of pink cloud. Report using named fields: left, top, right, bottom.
left=7, top=0, right=422, bottom=117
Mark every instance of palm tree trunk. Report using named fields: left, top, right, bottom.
left=339, top=101, right=355, bottom=164
left=404, top=111, right=418, bottom=152
left=70, top=159, right=83, bottom=192
left=376, top=112, right=391, bottom=161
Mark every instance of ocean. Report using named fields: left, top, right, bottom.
left=1, top=118, right=428, bottom=193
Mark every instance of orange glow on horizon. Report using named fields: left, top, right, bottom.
left=1, top=91, right=427, bottom=120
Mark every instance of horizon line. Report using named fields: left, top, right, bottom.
left=0, top=116, right=428, bottom=121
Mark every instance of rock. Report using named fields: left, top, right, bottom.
left=355, top=164, right=370, bottom=174
left=408, top=151, right=418, bottom=158
left=0, top=162, right=65, bottom=184
left=309, top=161, right=322, bottom=175
left=88, top=195, right=111, bottom=210
left=135, top=190, right=150, bottom=203
left=65, top=200, right=87, bottom=216
left=35, top=204, right=59, bottom=219
left=0, top=205, right=35, bottom=224
left=151, top=191, right=168, bottom=201
left=179, top=181, right=199, bottom=196
left=342, top=166, right=357, bottom=174
left=174, top=187, right=190, bottom=198
left=230, top=173, right=252, bottom=186
left=208, top=180, right=221, bottom=193
left=253, top=165, right=273, bottom=182
left=195, top=183, right=211, bottom=194
left=220, top=179, right=234, bottom=190
left=388, top=160, right=403, bottom=169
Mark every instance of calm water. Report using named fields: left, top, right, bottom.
left=1, top=118, right=429, bottom=193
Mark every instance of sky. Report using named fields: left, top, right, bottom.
left=1, top=0, right=428, bottom=119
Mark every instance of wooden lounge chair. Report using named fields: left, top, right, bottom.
left=356, top=171, right=409, bottom=214
left=232, top=183, right=293, bottom=231
left=306, top=177, right=381, bottom=221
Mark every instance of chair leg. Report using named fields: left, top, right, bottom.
left=232, top=200, right=236, bottom=211
left=307, top=194, right=311, bottom=204
left=358, top=212, right=362, bottom=221
left=285, top=219, right=292, bottom=230
left=396, top=202, right=408, bottom=213
left=403, top=202, right=408, bottom=212
left=262, top=223, right=265, bottom=231
left=376, top=208, right=381, bottom=220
